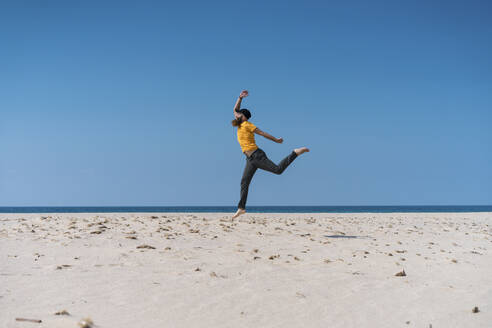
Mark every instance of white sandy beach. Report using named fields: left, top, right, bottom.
left=1, top=212, right=491, bottom=328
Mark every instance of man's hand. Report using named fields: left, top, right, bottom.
left=239, top=90, right=249, bottom=99
left=275, top=138, right=284, bottom=144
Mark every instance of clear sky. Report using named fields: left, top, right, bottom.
left=1, top=0, right=491, bottom=206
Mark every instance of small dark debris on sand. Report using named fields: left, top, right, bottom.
left=472, top=306, right=480, bottom=313
left=136, top=244, right=156, bottom=249
left=395, top=270, right=406, bottom=277
left=55, top=310, right=70, bottom=315
left=56, top=264, right=72, bottom=270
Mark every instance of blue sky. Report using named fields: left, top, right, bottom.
left=1, top=0, right=491, bottom=206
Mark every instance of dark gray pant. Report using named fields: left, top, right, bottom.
left=238, top=148, right=298, bottom=209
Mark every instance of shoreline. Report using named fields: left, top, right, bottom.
left=2, top=204, right=492, bottom=215
left=2, top=211, right=492, bottom=215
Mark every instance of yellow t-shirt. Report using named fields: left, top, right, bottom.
left=237, top=121, right=258, bottom=153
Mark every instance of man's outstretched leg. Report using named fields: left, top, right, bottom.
left=255, top=147, right=309, bottom=175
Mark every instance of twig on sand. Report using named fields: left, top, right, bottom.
left=15, top=318, right=42, bottom=323
left=136, top=244, right=156, bottom=249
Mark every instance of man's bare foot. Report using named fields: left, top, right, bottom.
left=294, top=147, right=310, bottom=155
left=232, top=208, right=246, bottom=219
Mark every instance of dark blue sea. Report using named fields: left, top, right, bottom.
left=0, top=206, right=491, bottom=213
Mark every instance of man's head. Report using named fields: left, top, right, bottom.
left=232, top=108, right=252, bottom=127
left=237, top=108, right=251, bottom=120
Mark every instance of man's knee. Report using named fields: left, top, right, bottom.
left=265, top=164, right=282, bottom=175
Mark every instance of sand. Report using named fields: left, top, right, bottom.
left=1, top=212, right=491, bottom=327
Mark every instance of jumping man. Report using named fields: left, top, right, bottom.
left=231, top=90, right=309, bottom=219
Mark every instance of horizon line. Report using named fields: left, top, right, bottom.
left=1, top=205, right=491, bottom=208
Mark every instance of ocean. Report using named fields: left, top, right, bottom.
left=0, top=206, right=491, bottom=213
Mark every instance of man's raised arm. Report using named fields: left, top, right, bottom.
left=233, top=90, right=249, bottom=118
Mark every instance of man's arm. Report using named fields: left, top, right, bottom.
left=233, top=96, right=242, bottom=118
left=254, top=128, right=283, bottom=144
left=233, top=90, right=249, bottom=118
